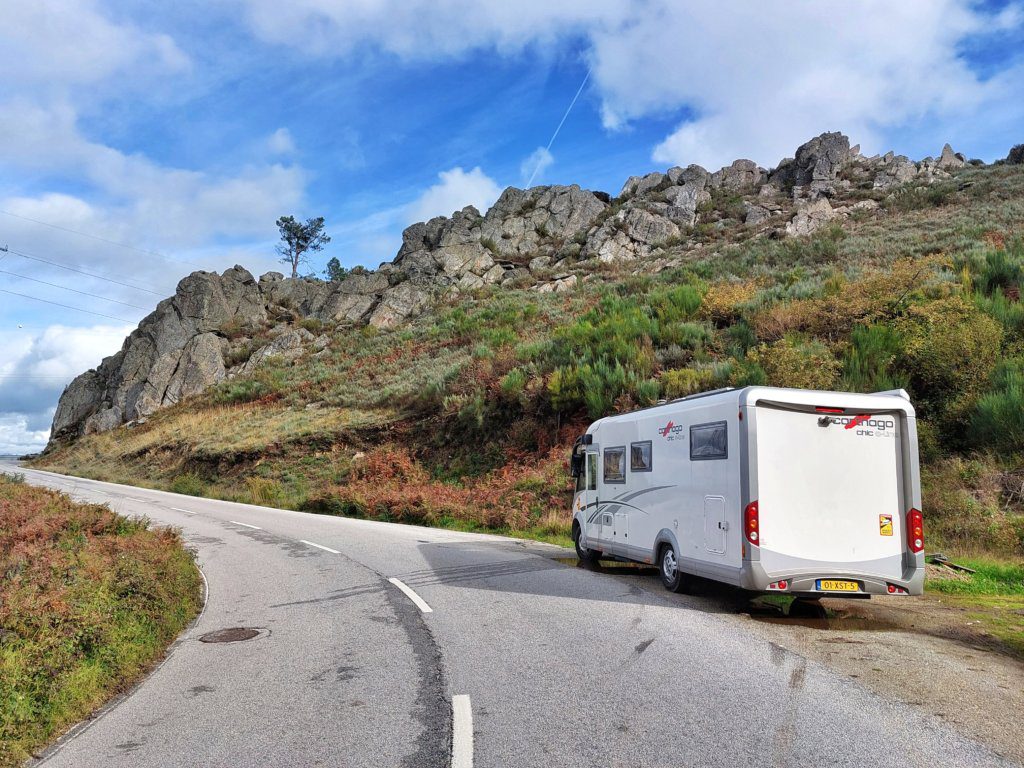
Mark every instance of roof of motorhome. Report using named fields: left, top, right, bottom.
left=587, top=386, right=914, bottom=430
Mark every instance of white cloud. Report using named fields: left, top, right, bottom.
left=406, top=166, right=502, bottom=223
left=593, top=0, right=1024, bottom=168
left=0, top=323, right=132, bottom=452
left=228, top=0, right=1024, bottom=167
left=0, top=0, right=188, bottom=89
left=267, top=128, right=297, bottom=155
left=230, top=0, right=627, bottom=58
left=0, top=414, right=52, bottom=456
left=520, top=147, right=554, bottom=186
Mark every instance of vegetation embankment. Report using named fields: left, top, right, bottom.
left=35, top=165, right=1024, bottom=570
left=0, top=474, right=202, bottom=768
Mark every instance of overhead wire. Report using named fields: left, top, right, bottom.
left=0, top=208, right=206, bottom=269
left=2, top=247, right=164, bottom=295
left=0, top=268, right=152, bottom=310
left=0, top=288, right=136, bottom=323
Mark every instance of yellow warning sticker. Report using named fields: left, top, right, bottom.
left=879, top=514, right=893, bottom=536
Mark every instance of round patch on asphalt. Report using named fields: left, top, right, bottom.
left=199, top=627, right=261, bottom=643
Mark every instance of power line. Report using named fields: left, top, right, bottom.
left=0, top=268, right=152, bottom=310
left=4, top=247, right=164, bottom=295
left=0, top=375, right=75, bottom=380
left=0, top=288, right=137, bottom=323
left=0, top=208, right=206, bottom=269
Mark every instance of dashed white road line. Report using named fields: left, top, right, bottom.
left=300, top=539, right=340, bottom=554
left=126, top=497, right=146, bottom=502
left=388, top=577, right=433, bottom=613
left=229, top=520, right=262, bottom=530
left=170, top=507, right=195, bottom=514
left=451, top=694, right=473, bottom=768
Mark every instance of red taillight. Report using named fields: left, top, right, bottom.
left=744, top=500, right=760, bottom=545
left=887, top=584, right=896, bottom=594
left=815, top=406, right=844, bottom=414
left=777, top=580, right=788, bottom=590
left=907, top=508, right=924, bottom=553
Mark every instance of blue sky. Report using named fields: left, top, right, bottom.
left=1, top=0, right=1023, bottom=453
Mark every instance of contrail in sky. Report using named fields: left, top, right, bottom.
left=526, top=67, right=592, bottom=187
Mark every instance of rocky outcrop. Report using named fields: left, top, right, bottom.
left=786, top=197, right=837, bottom=236
left=771, top=132, right=852, bottom=197
left=50, top=131, right=983, bottom=444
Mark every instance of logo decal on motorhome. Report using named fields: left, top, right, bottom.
left=658, top=421, right=685, bottom=441
left=825, top=413, right=897, bottom=438
left=879, top=514, right=893, bottom=536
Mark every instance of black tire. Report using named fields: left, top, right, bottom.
left=658, top=544, right=687, bottom=593
left=573, top=524, right=601, bottom=565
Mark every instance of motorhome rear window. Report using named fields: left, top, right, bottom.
left=690, top=421, right=727, bottom=460
left=603, top=447, right=626, bottom=483
left=630, top=441, right=652, bottom=472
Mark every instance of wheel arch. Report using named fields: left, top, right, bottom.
left=654, top=528, right=680, bottom=561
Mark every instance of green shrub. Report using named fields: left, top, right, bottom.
left=547, top=359, right=657, bottom=418
left=897, top=297, right=1002, bottom=417
left=972, top=359, right=1024, bottom=453
left=661, top=368, right=714, bottom=398
left=214, top=379, right=269, bottom=404
left=298, top=318, right=324, bottom=334
left=245, top=477, right=284, bottom=506
left=887, top=181, right=957, bottom=212
left=747, top=336, right=840, bottom=390
left=500, top=368, right=528, bottom=399
left=725, top=321, right=758, bottom=356
left=170, top=472, right=206, bottom=496
left=978, top=246, right=1022, bottom=295
left=974, top=289, right=1024, bottom=336
left=840, top=324, right=908, bottom=392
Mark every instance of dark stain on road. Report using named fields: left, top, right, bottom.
left=336, top=665, right=360, bottom=682
left=115, top=739, right=145, bottom=753
left=789, top=663, right=807, bottom=690
left=188, top=684, right=216, bottom=697
left=381, top=577, right=451, bottom=768
left=634, top=638, right=655, bottom=656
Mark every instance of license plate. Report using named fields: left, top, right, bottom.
left=817, top=579, right=860, bottom=592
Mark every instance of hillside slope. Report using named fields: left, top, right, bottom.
left=37, top=133, right=1024, bottom=554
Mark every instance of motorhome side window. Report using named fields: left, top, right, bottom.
left=587, top=453, right=598, bottom=491
left=603, top=447, right=626, bottom=483
left=690, top=421, right=727, bottom=460
left=630, top=441, right=652, bottom=472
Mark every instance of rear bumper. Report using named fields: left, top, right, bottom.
left=741, top=559, right=924, bottom=596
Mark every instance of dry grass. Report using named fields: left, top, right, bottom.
left=0, top=476, right=201, bottom=767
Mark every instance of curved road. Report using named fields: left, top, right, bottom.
left=8, top=463, right=1014, bottom=768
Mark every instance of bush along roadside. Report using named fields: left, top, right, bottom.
left=0, top=475, right=202, bottom=767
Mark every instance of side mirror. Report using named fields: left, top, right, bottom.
left=570, top=454, right=583, bottom=478
left=581, top=434, right=593, bottom=445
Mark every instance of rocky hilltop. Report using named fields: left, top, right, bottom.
left=50, top=131, right=980, bottom=442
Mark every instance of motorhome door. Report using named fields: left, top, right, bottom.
left=582, top=451, right=601, bottom=546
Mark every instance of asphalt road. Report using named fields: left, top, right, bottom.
left=7, top=462, right=1016, bottom=768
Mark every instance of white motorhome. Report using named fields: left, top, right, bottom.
left=569, top=386, right=924, bottom=598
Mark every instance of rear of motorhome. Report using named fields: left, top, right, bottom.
left=569, top=386, right=924, bottom=598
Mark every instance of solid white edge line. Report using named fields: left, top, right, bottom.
left=300, top=539, right=339, bottom=554
left=388, top=577, right=433, bottom=614
left=451, top=694, right=473, bottom=768
left=229, top=520, right=261, bottom=530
